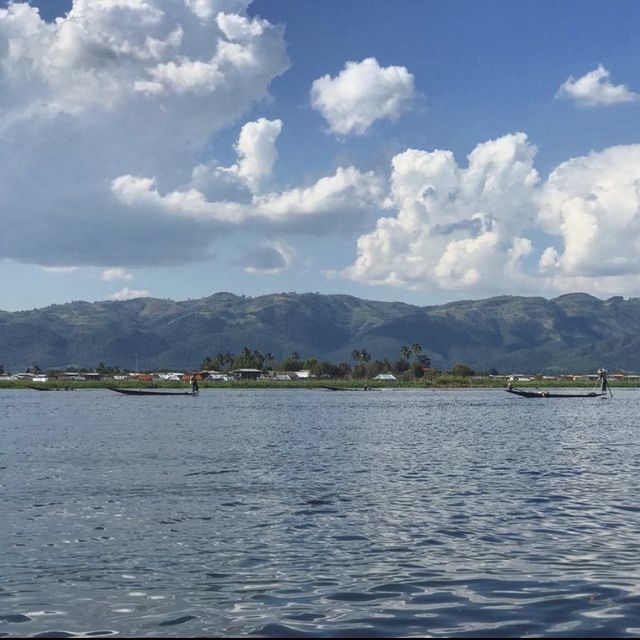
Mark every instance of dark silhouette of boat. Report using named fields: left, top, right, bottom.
left=321, top=385, right=375, bottom=391
left=109, top=388, right=198, bottom=397
left=506, top=387, right=606, bottom=399
left=507, top=367, right=611, bottom=399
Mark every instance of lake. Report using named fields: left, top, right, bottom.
left=2, top=387, right=640, bottom=637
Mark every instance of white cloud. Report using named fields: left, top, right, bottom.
left=344, top=133, right=540, bottom=292
left=0, top=0, right=289, bottom=267
left=111, top=164, right=384, bottom=232
left=137, top=58, right=224, bottom=95
left=41, top=266, right=79, bottom=274
left=344, top=134, right=640, bottom=298
left=186, top=116, right=282, bottom=200
left=310, top=57, right=415, bottom=135
left=102, top=267, right=134, bottom=281
left=537, top=144, right=640, bottom=283
left=230, top=117, right=282, bottom=191
left=185, top=0, right=251, bottom=22
left=0, top=3, right=386, bottom=269
left=253, top=166, right=384, bottom=228
left=108, top=286, right=150, bottom=301
left=556, top=65, right=638, bottom=107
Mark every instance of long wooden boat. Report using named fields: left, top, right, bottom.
left=109, top=387, right=198, bottom=397
left=506, top=387, right=607, bottom=399
left=321, top=385, right=376, bottom=391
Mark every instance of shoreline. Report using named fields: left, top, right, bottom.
left=1, top=379, right=636, bottom=391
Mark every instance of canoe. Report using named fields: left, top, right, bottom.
left=321, top=385, right=375, bottom=391
left=109, top=388, right=198, bottom=396
left=506, top=388, right=606, bottom=399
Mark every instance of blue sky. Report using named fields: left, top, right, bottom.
left=1, top=0, right=640, bottom=311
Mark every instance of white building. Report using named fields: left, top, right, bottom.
left=159, top=372, right=185, bottom=381
left=206, top=372, right=231, bottom=381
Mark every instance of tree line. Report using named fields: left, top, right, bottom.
left=4, top=344, right=481, bottom=380
left=196, top=343, right=482, bottom=380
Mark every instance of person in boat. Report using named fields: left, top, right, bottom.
left=597, top=368, right=608, bottom=393
left=190, top=373, right=199, bottom=394
left=507, top=382, right=513, bottom=390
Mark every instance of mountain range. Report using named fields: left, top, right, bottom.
left=1, top=291, right=638, bottom=373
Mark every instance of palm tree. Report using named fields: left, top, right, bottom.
left=252, top=350, right=265, bottom=369
left=400, top=345, right=412, bottom=362
left=351, top=348, right=371, bottom=379
left=411, top=343, right=423, bottom=357
left=360, top=349, right=372, bottom=379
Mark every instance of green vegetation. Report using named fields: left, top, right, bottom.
left=3, top=336, right=638, bottom=392
left=2, top=372, right=638, bottom=391
left=2, top=291, right=640, bottom=375
left=0, top=363, right=640, bottom=390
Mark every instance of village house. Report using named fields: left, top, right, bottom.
left=231, top=368, right=263, bottom=380
left=373, top=372, right=397, bottom=381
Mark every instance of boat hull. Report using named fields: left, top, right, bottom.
left=506, top=388, right=606, bottom=399
left=109, top=388, right=198, bottom=396
left=321, top=385, right=375, bottom=391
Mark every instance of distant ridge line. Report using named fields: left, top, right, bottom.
left=1, top=291, right=638, bottom=373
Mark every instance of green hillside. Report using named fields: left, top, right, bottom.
left=1, top=292, right=638, bottom=373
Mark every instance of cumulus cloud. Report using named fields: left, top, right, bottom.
left=538, top=145, right=640, bottom=283
left=344, top=133, right=540, bottom=292
left=556, top=65, right=638, bottom=107
left=310, top=57, right=415, bottom=135
left=230, top=117, right=282, bottom=192
left=102, top=267, right=134, bottom=281
left=111, top=164, right=384, bottom=232
left=108, top=286, right=151, bottom=301
left=0, top=3, right=388, bottom=271
left=344, top=134, right=640, bottom=297
left=0, top=0, right=289, bottom=267
left=236, top=240, right=296, bottom=273
left=184, top=0, right=252, bottom=21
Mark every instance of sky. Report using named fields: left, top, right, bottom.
left=1, top=0, right=640, bottom=311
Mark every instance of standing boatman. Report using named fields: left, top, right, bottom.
left=597, top=368, right=608, bottom=394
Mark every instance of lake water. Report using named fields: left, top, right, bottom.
left=2, top=387, right=640, bottom=638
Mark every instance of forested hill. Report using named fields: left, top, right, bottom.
left=1, top=292, right=639, bottom=373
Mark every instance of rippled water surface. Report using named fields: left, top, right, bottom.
left=2, top=387, right=640, bottom=637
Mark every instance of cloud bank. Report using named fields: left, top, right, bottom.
left=0, top=0, right=290, bottom=266
left=345, top=135, right=640, bottom=297
left=3, top=2, right=640, bottom=302
left=344, top=133, right=540, bottom=292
